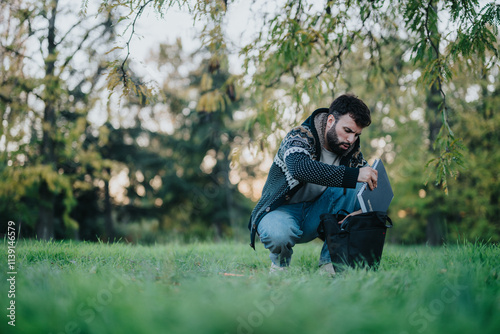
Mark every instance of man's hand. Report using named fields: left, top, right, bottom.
left=358, top=166, right=378, bottom=190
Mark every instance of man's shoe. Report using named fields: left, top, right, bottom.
left=319, top=263, right=336, bottom=277
left=270, top=262, right=288, bottom=273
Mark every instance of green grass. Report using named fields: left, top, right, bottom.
left=1, top=240, right=499, bottom=334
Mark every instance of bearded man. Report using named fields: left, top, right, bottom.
left=248, top=94, right=378, bottom=273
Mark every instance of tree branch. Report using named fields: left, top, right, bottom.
left=120, top=0, right=154, bottom=87
left=58, top=19, right=110, bottom=75
left=424, top=0, right=451, bottom=133
left=56, top=17, right=89, bottom=46
left=315, top=7, right=372, bottom=80
left=0, top=43, right=34, bottom=62
left=424, top=1, right=440, bottom=61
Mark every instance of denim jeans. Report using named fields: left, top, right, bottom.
left=257, top=183, right=363, bottom=267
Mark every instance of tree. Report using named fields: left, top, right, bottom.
left=0, top=0, right=118, bottom=239
left=99, top=0, right=499, bottom=189
left=102, top=38, right=255, bottom=242
left=97, top=0, right=499, bottom=244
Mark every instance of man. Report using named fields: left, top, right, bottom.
left=248, top=94, right=378, bottom=273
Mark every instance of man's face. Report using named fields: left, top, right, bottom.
left=324, top=114, right=363, bottom=155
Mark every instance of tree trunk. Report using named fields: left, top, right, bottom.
left=223, top=150, right=237, bottom=233
left=36, top=0, right=59, bottom=240
left=104, top=169, right=115, bottom=242
left=424, top=1, right=446, bottom=245
left=425, top=83, right=446, bottom=245
left=37, top=182, right=55, bottom=240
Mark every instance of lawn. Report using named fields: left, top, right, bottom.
left=1, top=239, right=499, bottom=334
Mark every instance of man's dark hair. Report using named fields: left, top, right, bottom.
left=328, top=94, right=371, bottom=127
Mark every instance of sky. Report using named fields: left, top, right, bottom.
left=122, top=0, right=261, bottom=84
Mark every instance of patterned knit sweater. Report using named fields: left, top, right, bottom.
left=248, top=108, right=367, bottom=249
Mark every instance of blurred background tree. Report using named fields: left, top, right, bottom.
left=99, top=39, right=255, bottom=243
left=0, top=0, right=117, bottom=240
left=97, top=0, right=500, bottom=244
left=0, top=0, right=498, bottom=244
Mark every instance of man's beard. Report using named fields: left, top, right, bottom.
left=326, top=125, right=354, bottom=156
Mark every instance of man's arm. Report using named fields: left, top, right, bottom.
left=285, top=152, right=359, bottom=188
left=285, top=152, right=378, bottom=189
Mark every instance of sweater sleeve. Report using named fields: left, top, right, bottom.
left=285, top=151, right=359, bottom=188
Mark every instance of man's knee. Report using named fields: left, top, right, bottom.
left=266, top=229, right=292, bottom=251
left=259, top=224, right=301, bottom=253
